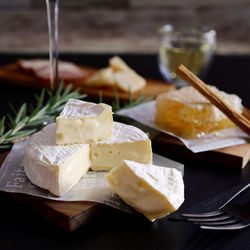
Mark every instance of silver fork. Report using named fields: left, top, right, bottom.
left=181, top=182, right=250, bottom=230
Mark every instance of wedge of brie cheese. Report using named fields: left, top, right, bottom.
left=85, top=67, right=115, bottom=87
left=106, top=160, right=184, bottom=221
left=109, top=56, right=130, bottom=71
left=56, top=99, right=113, bottom=145
left=114, top=70, right=146, bottom=93
left=90, top=122, right=152, bottom=171
left=85, top=56, right=146, bottom=93
left=24, top=123, right=90, bottom=196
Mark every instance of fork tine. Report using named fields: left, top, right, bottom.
left=181, top=210, right=223, bottom=218
left=176, top=182, right=250, bottom=230
left=200, top=223, right=250, bottom=230
left=184, top=214, right=232, bottom=222
left=192, top=218, right=239, bottom=226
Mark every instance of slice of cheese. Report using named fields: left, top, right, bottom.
left=85, top=67, right=115, bottom=87
left=114, top=70, right=146, bottom=93
left=24, top=123, right=90, bottom=196
left=110, top=56, right=146, bottom=92
left=109, top=56, right=130, bottom=71
left=85, top=56, right=146, bottom=93
left=56, top=99, right=113, bottom=145
left=106, top=160, right=185, bottom=221
left=90, top=122, right=152, bottom=171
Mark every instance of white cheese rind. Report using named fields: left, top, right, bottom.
left=90, top=122, right=152, bottom=171
left=106, top=160, right=184, bottom=221
left=56, top=99, right=113, bottom=145
left=24, top=123, right=90, bottom=196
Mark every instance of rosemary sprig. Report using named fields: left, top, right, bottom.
left=0, top=82, right=86, bottom=149
left=0, top=83, right=153, bottom=149
left=112, top=88, right=154, bottom=113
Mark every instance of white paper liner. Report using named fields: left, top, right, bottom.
left=0, top=141, right=184, bottom=215
left=117, top=101, right=249, bottom=153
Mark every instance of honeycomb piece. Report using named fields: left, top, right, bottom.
left=155, top=86, right=242, bottom=138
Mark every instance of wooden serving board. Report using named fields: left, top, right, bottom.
left=0, top=152, right=102, bottom=231
left=0, top=138, right=249, bottom=232
left=0, top=63, right=175, bottom=102
left=153, top=133, right=250, bottom=169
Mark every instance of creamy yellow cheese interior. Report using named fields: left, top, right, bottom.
left=90, top=122, right=152, bottom=171
left=106, top=160, right=184, bottom=221
left=56, top=99, right=113, bottom=145
left=24, top=121, right=153, bottom=195
left=85, top=56, right=146, bottom=93
left=85, top=67, right=115, bottom=87
left=24, top=123, right=90, bottom=196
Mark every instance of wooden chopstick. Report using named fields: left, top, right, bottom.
left=176, top=64, right=250, bottom=136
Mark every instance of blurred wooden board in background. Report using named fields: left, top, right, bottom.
left=0, top=63, right=175, bottom=102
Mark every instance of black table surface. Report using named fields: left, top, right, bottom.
left=0, top=53, right=250, bottom=250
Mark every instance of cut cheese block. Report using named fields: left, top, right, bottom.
left=24, top=123, right=90, bottom=196
left=85, top=56, right=146, bottom=93
left=155, top=86, right=243, bottom=138
left=56, top=99, right=113, bottom=145
left=106, top=160, right=184, bottom=221
left=90, top=122, right=152, bottom=171
left=114, top=70, right=146, bottom=93
left=109, top=56, right=130, bottom=71
left=85, top=67, right=115, bottom=87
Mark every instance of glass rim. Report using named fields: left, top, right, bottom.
left=158, top=24, right=216, bottom=36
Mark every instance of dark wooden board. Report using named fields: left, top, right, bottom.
left=153, top=133, right=250, bottom=169
left=0, top=152, right=102, bottom=231
left=9, top=194, right=102, bottom=231
left=1, top=132, right=249, bottom=231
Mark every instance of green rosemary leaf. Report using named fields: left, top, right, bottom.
left=6, top=129, right=37, bottom=142
left=0, top=144, right=12, bottom=149
left=98, top=91, right=103, bottom=103
left=30, top=89, right=45, bottom=117
left=128, top=88, right=133, bottom=105
left=0, top=116, right=5, bottom=136
left=8, top=102, right=17, bottom=115
left=61, top=84, right=73, bottom=98
left=36, top=88, right=46, bottom=110
left=28, top=103, right=34, bottom=114
left=46, top=88, right=53, bottom=98
left=143, top=95, right=155, bottom=102
left=11, top=117, right=29, bottom=135
left=27, top=117, right=53, bottom=127
left=34, top=93, right=40, bottom=102
left=6, top=113, right=15, bottom=127
left=62, top=90, right=86, bottom=100
left=15, top=103, right=27, bottom=124
left=54, top=81, right=64, bottom=102
left=0, top=130, right=12, bottom=143
left=112, top=89, right=120, bottom=112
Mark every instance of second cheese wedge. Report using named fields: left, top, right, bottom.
left=106, top=160, right=185, bottom=221
left=90, top=122, right=152, bottom=171
left=24, top=123, right=90, bottom=196
left=56, top=99, right=113, bottom=145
